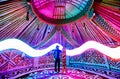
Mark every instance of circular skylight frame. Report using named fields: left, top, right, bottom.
left=31, top=0, right=94, bottom=25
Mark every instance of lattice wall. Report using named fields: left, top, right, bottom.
left=0, top=50, right=34, bottom=72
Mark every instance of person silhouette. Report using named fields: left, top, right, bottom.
left=53, top=45, right=62, bottom=73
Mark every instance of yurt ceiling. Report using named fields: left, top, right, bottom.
left=0, top=0, right=120, bottom=50
left=0, top=0, right=120, bottom=78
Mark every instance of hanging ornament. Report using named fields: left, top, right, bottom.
left=26, top=10, right=29, bottom=21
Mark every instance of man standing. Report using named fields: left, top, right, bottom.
left=53, top=45, right=62, bottom=73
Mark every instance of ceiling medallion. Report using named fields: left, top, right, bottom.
left=31, top=0, right=94, bottom=25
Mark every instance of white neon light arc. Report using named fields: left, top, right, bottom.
left=0, top=39, right=120, bottom=59
left=0, top=39, right=63, bottom=57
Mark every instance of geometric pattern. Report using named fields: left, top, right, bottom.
left=69, top=50, right=105, bottom=64
left=0, top=49, right=33, bottom=72
left=93, top=14, right=120, bottom=42
left=108, top=57, right=120, bottom=69
left=1, top=49, right=120, bottom=72
left=0, top=49, right=120, bottom=78
left=38, top=52, right=54, bottom=65
left=19, top=68, right=107, bottom=79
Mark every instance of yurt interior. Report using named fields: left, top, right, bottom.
left=0, top=0, right=120, bottom=79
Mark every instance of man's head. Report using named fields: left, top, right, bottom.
left=56, top=45, right=59, bottom=49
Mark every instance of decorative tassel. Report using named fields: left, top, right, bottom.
left=26, top=10, right=29, bottom=21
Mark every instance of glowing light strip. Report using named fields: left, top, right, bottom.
left=0, top=39, right=63, bottom=57
left=0, top=39, right=120, bottom=59
left=66, top=41, right=120, bottom=59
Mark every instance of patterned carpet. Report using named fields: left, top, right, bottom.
left=21, top=68, right=107, bottom=79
